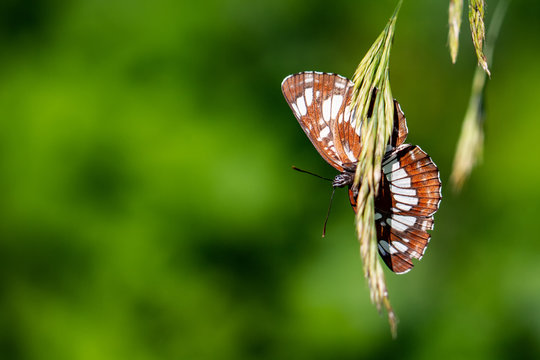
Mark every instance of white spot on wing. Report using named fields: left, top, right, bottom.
left=291, top=103, right=300, bottom=117
left=374, top=212, right=382, bottom=220
left=297, top=96, right=307, bottom=116
left=343, top=106, right=351, bottom=123
left=393, top=215, right=417, bottom=227
left=386, top=218, right=408, bottom=232
left=305, top=88, right=313, bottom=106
left=393, top=241, right=408, bottom=253
left=382, top=154, right=395, bottom=165
left=345, top=147, right=356, bottom=162
left=378, top=243, right=387, bottom=256
left=391, top=168, right=408, bottom=180
left=331, top=95, right=343, bottom=119
left=390, top=185, right=416, bottom=196
left=394, top=194, right=419, bottom=205
left=396, top=203, right=412, bottom=211
left=391, top=176, right=411, bottom=188
left=383, top=159, right=398, bottom=174
left=319, top=126, right=331, bottom=139
left=322, top=98, right=331, bottom=121
left=379, top=240, right=390, bottom=254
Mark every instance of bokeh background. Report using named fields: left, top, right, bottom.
left=1, top=0, right=539, bottom=359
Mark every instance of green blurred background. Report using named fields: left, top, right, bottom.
left=0, top=0, right=539, bottom=359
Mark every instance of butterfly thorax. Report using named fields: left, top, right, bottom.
left=333, top=171, right=355, bottom=188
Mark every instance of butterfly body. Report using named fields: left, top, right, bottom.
left=282, top=71, right=441, bottom=274
left=332, top=171, right=355, bottom=188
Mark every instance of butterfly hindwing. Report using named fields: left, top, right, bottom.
left=391, top=100, right=408, bottom=148
left=382, top=145, right=441, bottom=217
left=374, top=144, right=441, bottom=274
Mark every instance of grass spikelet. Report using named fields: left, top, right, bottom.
left=469, top=0, right=490, bottom=76
left=451, top=0, right=508, bottom=190
left=350, top=1, right=402, bottom=337
left=449, top=0, right=464, bottom=63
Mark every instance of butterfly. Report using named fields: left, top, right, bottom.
left=282, top=71, right=441, bottom=274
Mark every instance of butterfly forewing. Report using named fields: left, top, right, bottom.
left=282, top=71, right=361, bottom=172
left=282, top=71, right=410, bottom=172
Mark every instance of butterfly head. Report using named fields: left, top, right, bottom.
left=332, top=171, right=355, bottom=188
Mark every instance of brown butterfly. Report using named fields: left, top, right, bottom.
left=282, top=71, right=441, bottom=274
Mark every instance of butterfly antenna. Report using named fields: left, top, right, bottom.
left=292, top=166, right=333, bottom=182
left=322, top=187, right=336, bottom=237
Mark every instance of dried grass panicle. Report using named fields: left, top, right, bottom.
left=350, top=1, right=401, bottom=338
left=469, top=0, right=490, bottom=76
left=450, top=69, right=486, bottom=191
left=448, top=0, right=464, bottom=63
left=451, top=0, right=508, bottom=191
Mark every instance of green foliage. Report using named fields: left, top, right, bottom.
left=0, top=1, right=539, bottom=359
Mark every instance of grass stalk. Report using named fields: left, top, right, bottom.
left=451, top=0, right=509, bottom=190
left=350, top=1, right=402, bottom=337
